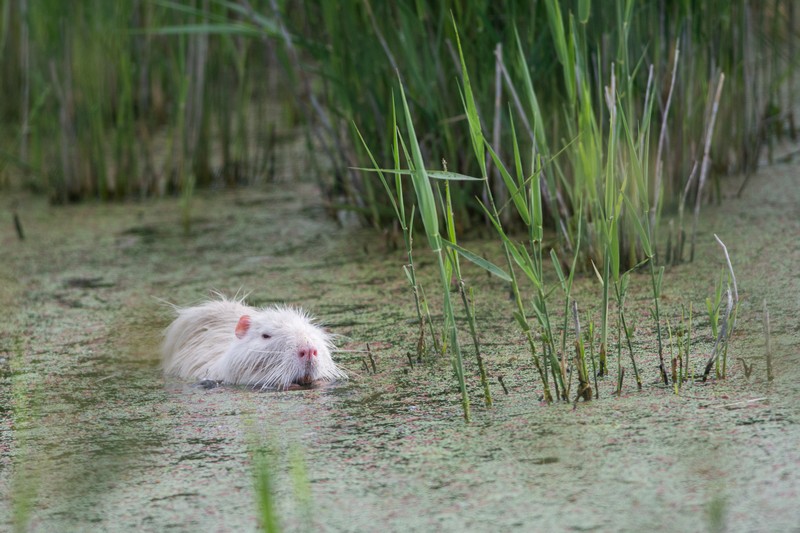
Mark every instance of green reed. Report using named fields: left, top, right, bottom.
left=454, top=19, right=566, bottom=402
left=358, top=72, right=511, bottom=417
left=252, top=443, right=280, bottom=533
left=248, top=429, right=313, bottom=532
left=395, top=78, right=471, bottom=421
left=417, top=9, right=713, bottom=402
left=354, top=97, right=439, bottom=360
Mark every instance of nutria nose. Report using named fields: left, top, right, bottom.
left=298, top=347, right=318, bottom=359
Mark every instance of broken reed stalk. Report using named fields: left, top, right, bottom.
left=458, top=280, right=492, bottom=407
left=702, top=235, right=739, bottom=381
left=13, top=212, right=25, bottom=241
left=667, top=320, right=678, bottom=391
left=649, top=262, right=669, bottom=385
left=739, top=357, right=753, bottom=378
left=366, top=343, right=377, bottom=373
left=715, top=233, right=739, bottom=378
left=714, top=234, right=739, bottom=303
left=404, top=214, right=440, bottom=358
left=703, top=288, right=732, bottom=381
left=498, top=375, right=509, bottom=395
left=414, top=322, right=425, bottom=363
left=690, top=73, right=726, bottom=262
left=763, top=299, right=773, bottom=382
left=511, top=251, right=552, bottom=402
left=587, top=321, right=598, bottom=399
left=616, top=367, right=625, bottom=397
left=404, top=262, right=436, bottom=360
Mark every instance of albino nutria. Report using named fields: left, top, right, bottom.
left=162, top=296, right=346, bottom=390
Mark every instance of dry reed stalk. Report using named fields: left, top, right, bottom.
left=19, top=0, right=30, bottom=167
left=185, top=8, right=209, bottom=167
left=493, top=47, right=560, bottom=233
left=675, top=161, right=699, bottom=264
left=49, top=55, right=78, bottom=200
left=362, top=0, right=399, bottom=75
left=690, top=73, right=725, bottom=262
left=242, top=0, right=341, bottom=186
left=13, top=211, right=25, bottom=241
left=651, top=44, right=680, bottom=234
left=489, top=42, right=507, bottom=224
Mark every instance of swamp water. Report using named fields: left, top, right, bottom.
left=1, top=161, right=799, bottom=531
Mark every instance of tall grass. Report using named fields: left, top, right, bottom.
left=396, top=79, right=472, bottom=421
left=354, top=99, right=440, bottom=360
left=1, top=1, right=794, bottom=230
left=312, top=0, right=795, bottom=264
left=0, top=0, right=279, bottom=203
left=352, top=3, right=772, bottom=412
left=452, top=9, right=660, bottom=402
left=359, top=78, right=509, bottom=418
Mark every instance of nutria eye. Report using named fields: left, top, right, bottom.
left=261, top=333, right=271, bottom=339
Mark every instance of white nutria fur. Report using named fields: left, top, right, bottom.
left=161, top=295, right=346, bottom=390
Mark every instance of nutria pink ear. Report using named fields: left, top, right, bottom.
left=235, top=315, right=251, bottom=339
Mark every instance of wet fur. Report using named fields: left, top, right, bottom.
left=161, top=296, right=346, bottom=390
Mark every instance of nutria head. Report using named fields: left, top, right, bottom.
left=220, top=306, right=346, bottom=390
